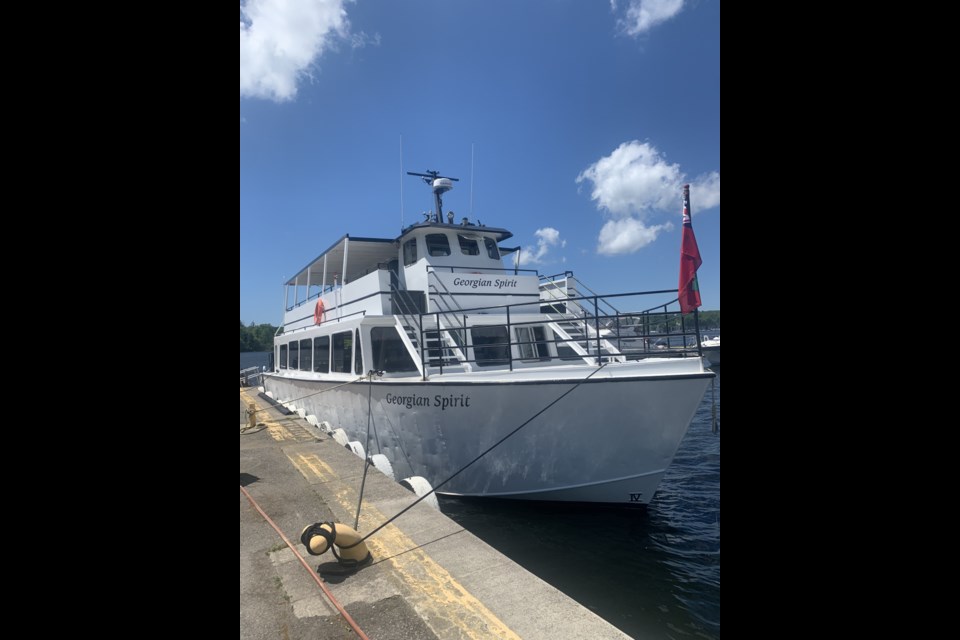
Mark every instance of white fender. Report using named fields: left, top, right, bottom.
left=265, top=391, right=274, bottom=399
left=331, top=429, right=350, bottom=447
left=346, top=441, right=366, bottom=458
left=319, top=421, right=334, bottom=434
left=305, top=415, right=319, bottom=426
left=296, top=408, right=306, bottom=418
left=400, top=476, right=440, bottom=510
left=370, top=454, right=394, bottom=480
left=257, top=386, right=265, bottom=393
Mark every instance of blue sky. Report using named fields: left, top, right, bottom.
left=241, top=0, right=720, bottom=325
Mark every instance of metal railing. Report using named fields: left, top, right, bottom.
left=409, top=289, right=702, bottom=378
left=240, top=366, right=263, bottom=387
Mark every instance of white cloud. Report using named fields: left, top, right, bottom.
left=577, top=140, right=719, bottom=255
left=597, top=219, right=673, bottom=256
left=615, top=0, right=685, bottom=36
left=350, top=31, right=381, bottom=49
left=576, top=141, right=683, bottom=215
left=690, top=170, right=721, bottom=210
left=240, top=0, right=349, bottom=102
left=517, top=227, right=564, bottom=266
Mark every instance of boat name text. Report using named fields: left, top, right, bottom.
left=384, top=393, right=472, bottom=411
left=451, top=277, right=518, bottom=290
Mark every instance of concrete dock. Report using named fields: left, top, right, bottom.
left=240, top=387, right=632, bottom=639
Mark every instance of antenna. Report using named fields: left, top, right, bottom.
left=406, top=170, right=460, bottom=222
left=470, top=143, right=475, bottom=217
left=399, top=135, right=404, bottom=231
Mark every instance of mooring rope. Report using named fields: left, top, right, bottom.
left=341, top=363, right=609, bottom=549
left=354, top=370, right=384, bottom=529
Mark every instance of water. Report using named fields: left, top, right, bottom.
left=439, top=369, right=720, bottom=639
left=245, top=350, right=720, bottom=637
left=240, top=351, right=271, bottom=371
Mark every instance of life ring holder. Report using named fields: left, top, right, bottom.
left=314, top=299, right=325, bottom=325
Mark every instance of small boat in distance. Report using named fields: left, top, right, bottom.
left=701, top=335, right=720, bottom=366
left=262, top=170, right=715, bottom=506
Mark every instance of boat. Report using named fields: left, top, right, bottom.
left=262, top=171, right=715, bottom=506
left=701, top=335, right=720, bottom=366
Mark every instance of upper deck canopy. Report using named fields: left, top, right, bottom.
left=284, top=235, right=396, bottom=287
left=284, top=223, right=515, bottom=287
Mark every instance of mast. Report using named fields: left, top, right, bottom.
left=406, top=170, right=459, bottom=222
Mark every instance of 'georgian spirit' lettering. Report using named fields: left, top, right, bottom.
left=451, top=277, right=518, bottom=290
left=385, top=393, right=472, bottom=411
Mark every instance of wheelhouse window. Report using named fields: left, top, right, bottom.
left=299, top=339, right=312, bottom=371
left=279, top=344, right=288, bottom=369
left=484, top=237, right=500, bottom=260
left=426, top=233, right=450, bottom=257
left=403, top=238, right=418, bottom=266
left=289, top=341, right=299, bottom=369
left=458, top=234, right=480, bottom=256
left=313, top=336, right=329, bottom=373
left=332, top=332, right=352, bottom=373
left=355, top=329, right=364, bottom=375
left=472, top=326, right=510, bottom=367
left=371, top=327, right=418, bottom=372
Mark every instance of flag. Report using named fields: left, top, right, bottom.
left=678, top=184, right=702, bottom=314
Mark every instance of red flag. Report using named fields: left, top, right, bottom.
left=678, top=184, right=702, bottom=314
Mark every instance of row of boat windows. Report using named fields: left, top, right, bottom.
left=277, top=327, right=418, bottom=374
left=403, top=234, right=500, bottom=266
left=278, top=325, right=552, bottom=373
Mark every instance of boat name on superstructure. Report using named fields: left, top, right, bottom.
left=451, top=277, right=519, bottom=290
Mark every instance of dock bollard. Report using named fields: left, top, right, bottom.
left=300, top=522, right=372, bottom=569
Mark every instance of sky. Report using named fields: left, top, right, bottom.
left=240, top=0, right=720, bottom=325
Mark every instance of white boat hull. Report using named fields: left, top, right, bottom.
left=702, top=346, right=720, bottom=365
left=264, top=360, right=712, bottom=506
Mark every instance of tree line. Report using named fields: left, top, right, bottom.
left=240, top=321, right=278, bottom=352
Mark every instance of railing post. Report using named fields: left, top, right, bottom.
left=693, top=308, right=702, bottom=358
left=680, top=312, right=687, bottom=354
left=507, top=305, right=513, bottom=372
left=615, top=312, right=622, bottom=354
left=420, top=312, right=426, bottom=381
left=437, top=312, right=443, bottom=375
left=594, top=296, right=601, bottom=365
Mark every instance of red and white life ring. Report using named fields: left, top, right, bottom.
left=314, top=299, right=325, bottom=325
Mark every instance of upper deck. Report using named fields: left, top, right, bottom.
left=281, top=219, right=541, bottom=331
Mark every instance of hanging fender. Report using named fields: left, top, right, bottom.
left=314, top=299, right=325, bottom=325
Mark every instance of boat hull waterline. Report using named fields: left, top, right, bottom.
left=264, top=363, right=711, bottom=505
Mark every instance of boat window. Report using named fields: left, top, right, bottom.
left=472, top=326, right=510, bottom=367
left=355, top=329, right=364, bottom=376
left=279, top=344, right=288, bottom=369
left=289, top=341, right=299, bottom=369
left=458, top=234, right=480, bottom=256
left=299, top=339, right=312, bottom=371
left=484, top=237, right=500, bottom=260
left=370, top=327, right=418, bottom=372
left=332, top=332, right=352, bottom=373
left=517, top=326, right=550, bottom=360
left=403, top=238, right=418, bottom=266
left=313, top=336, right=329, bottom=373
left=426, top=234, right=450, bottom=257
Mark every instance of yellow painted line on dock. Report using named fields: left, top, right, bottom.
left=287, top=451, right=521, bottom=640
left=239, top=388, right=315, bottom=442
